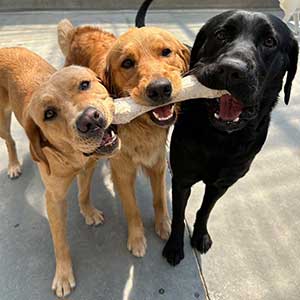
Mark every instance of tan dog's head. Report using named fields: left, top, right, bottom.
left=24, top=66, right=120, bottom=174
left=105, top=26, right=190, bottom=127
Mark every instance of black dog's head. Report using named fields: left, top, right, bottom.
left=190, top=10, right=298, bottom=133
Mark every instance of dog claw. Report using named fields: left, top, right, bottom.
left=155, top=216, right=171, bottom=240
left=127, top=233, right=147, bottom=257
left=162, top=240, right=184, bottom=266
left=52, top=266, right=76, bottom=298
left=80, top=206, right=104, bottom=226
left=7, top=163, right=22, bottom=179
left=191, top=232, right=213, bottom=254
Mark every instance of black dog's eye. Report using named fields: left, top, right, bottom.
left=162, top=48, right=172, bottom=57
left=263, top=37, right=277, bottom=48
left=121, top=59, right=135, bottom=69
left=215, top=30, right=226, bottom=41
left=79, top=80, right=91, bottom=91
left=44, top=108, right=57, bottom=121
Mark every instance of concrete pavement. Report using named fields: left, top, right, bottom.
left=0, top=8, right=300, bottom=300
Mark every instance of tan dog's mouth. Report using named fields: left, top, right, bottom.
left=83, top=125, right=119, bottom=156
left=148, top=104, right=176, bottom=127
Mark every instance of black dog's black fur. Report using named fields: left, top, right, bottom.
left=135, top=1, right=299, bottom=266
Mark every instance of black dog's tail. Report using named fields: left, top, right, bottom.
left=135, top=0, right=154, bottom=27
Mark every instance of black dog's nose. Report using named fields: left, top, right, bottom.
left=146, top=78, right=172, bottom=102
left=217, top=58, right=248, bottom=84
left=76, top=107, right=106, bottom=134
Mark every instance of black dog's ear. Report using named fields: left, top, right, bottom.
left=190, top=28, right=207, bottom=68
left=284, top=37, right=299, bottom=105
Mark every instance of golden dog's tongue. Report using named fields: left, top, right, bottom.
left=219, top=95, right=243, bottom=121
left=153, top=104, right=173, bottom=118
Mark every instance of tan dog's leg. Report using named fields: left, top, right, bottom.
left=0, top=91, right=21, bottom=178
left=110, top=157, right=146, bottom=257
left=145, top=158, right=171, bottom=240
left=44, top=176, right=75, bottom=298
left=77, top=160, right=104, bottom=225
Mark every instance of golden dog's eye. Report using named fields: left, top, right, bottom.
left=121, top=59, right=135, bottom=69
left=44, top=108, right=57, bottom=121
left=79, top=80, right=91, bottom=91
left=263, top=37, right=277, bottom=48
left=162, top=48, right=172, bottom=57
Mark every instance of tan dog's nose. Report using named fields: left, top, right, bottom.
left=76, top=107, right=106, bottom=134
left=146, top=78, right=172, bottom=103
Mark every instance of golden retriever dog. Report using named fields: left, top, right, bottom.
left=0, top=47, right=120, bottom=297
left=58, top=20, right=190, bottom=257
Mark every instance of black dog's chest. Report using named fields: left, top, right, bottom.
left=171, top=108, right=268, bottom=186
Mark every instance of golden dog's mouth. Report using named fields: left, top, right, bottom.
left=83, top=125, right=119, bottom=156
left=148, top=104, right=176, bottom=127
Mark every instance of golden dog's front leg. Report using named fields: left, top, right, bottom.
left=110, top=157, right=146, bottom=257
left=77, top=160, right=104, bottom=226
left=44, top=177, right=75, bottom=298
left=145, top=158, right=171, bottom=240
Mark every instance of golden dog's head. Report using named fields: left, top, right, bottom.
left=105, top=26, right=190, bottom=127
left=24, top=66, right=120, bottom=174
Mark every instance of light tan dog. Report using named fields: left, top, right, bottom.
left=0, top=47, right=120, bottom=297
left=58, top=20, right=190, bottom=257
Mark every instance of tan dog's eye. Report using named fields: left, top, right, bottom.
left=121, top=59, right=135, bottom=69
left=79, top=80, right=91, bottom=91
left=44, top=108, right=57, bottom=121
left=161, top=48, right=172, bottom=57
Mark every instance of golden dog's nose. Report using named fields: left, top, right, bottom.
left=146, top=78, right=172, bottom=103
left=76, top=107, right=106, bottom=134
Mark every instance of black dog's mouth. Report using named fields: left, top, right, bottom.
left=83, top=125, right=119, bottom=156
left=148, top=104, right=176, bottom=126
left=207, top=94, right=257, bottom=133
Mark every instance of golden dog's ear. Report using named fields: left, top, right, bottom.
left=177, top=43, right=191, bottom=73
left=23, top=113, right=51, bottom=175
left=103, top=63, right=116, bottom=97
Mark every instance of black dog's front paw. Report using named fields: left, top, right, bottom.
left=191, top=232, right=213, bottom=254
left=162, top=239, right=184, bottom=266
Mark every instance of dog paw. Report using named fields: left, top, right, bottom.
left=7, top=163, right=22, bottom=179
left=52, top=265, right=76, bottom=298
left=155, top=216, right=171, bottom=240
left=162, top=239, right=184, bottom=266
left=127, top=233, right=147, bottom=257
left=191, top=232, right=213, bottom=254
left=80, top=206, right=104, bottom=226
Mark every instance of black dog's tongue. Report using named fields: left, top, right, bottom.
left=219, top=95, right=243, bottom=121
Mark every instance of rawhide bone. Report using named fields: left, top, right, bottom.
left=113, top=75, right=228, bottom=124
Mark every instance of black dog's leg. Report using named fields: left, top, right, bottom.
left=163, top=179, right=191, bottom=266
left=191, top=184, right=228, bottom=254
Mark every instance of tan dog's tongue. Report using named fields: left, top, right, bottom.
left=152, top=104, right=173, bottom=118
left=219, top=95, right=243, bottom=121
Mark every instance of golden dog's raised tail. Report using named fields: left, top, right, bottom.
left=57, top=19, right=74, bottom=56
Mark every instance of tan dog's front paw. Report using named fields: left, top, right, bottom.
left=155, top=216, right=171, bottom=240
left=52, top=266, right=76, bottom=298
left=8, top=162, right=22, bottom=179
left=127, top=232, right=147, bottom=257
left=80, top=206, right=104, bottom=226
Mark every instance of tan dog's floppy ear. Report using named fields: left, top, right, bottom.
left=177, top=43, right=191, bottom=74
left=103, top=62, right=117, bottom=97
left=24, top=113, right=51, bottom=175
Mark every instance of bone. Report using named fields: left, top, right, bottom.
left=112, top=75, right=228, bottom=124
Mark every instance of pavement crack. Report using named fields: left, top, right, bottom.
left=185, top=219, right=212, bottom=300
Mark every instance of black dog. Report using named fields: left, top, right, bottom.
left=136, top=2, right=299, bottom=265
